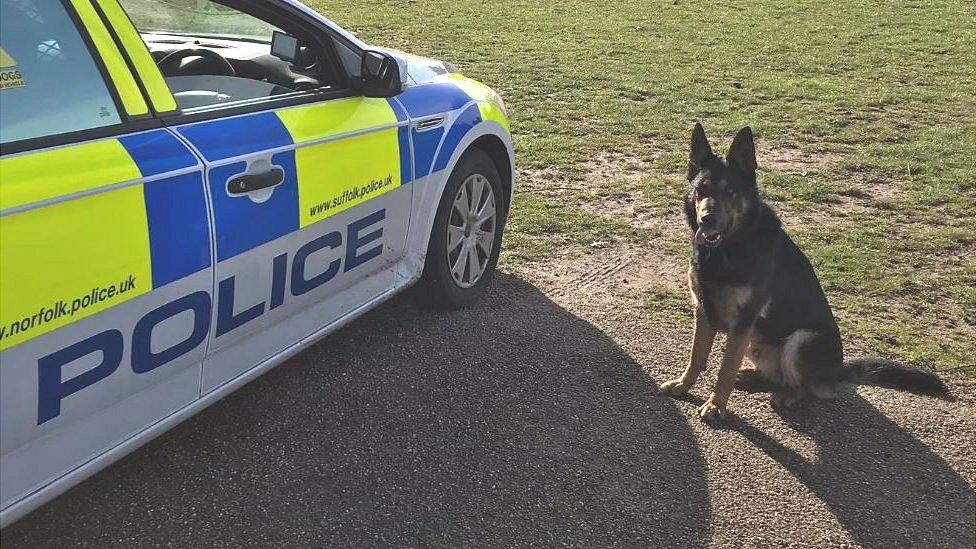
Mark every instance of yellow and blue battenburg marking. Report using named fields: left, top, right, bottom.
left=446, top=74, right=511, bottom=132
left=67, top=0, right=148, bottom=117
left=0, top=76, right=508, bottom=351
left=174, top=97, right=411, bottom=262
left=0, top=130, right=211, bottom=351
left=92, top=0, right=178, bottom=114
left=118, top=131, right=212, bottom=287
left=393, top=74, right=510, bottom=180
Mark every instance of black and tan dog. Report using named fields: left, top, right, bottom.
left=660, top=123, right=947, bottom=422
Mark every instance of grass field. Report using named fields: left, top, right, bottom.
left=311, top=0, right=975, bottom=374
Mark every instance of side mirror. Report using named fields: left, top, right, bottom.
left=357, top=50, right=404, bottom=98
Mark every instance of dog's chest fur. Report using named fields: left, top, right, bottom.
left=688, top=267, right=756, bottom=332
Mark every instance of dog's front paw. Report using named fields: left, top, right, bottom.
left=660, top=378, right=691, bottom=397
left=698, top=397, right=728, bottom=423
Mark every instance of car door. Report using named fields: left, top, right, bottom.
left=0, top=0, right=211, bottom=513
left=181, top=100, right=411, bottom=392
left=110, top=0, right=413, bottom=392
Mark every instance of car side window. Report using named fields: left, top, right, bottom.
left=118, top=0, right=342, bottom=113
left=0, top=0, right=123, bottom=145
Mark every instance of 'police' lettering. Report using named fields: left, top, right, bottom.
left=132, top=291, right=211, bottom=373
left=35, top=209, right=390, bottom=420
left=345, top=209, right=385, bottom=272
left=291, top=231, right=342, bottom=296
left=37, top=330, right=124, bottom=424
left=216, top=276, right=264, bottom=337
left=270, top=253, right=288, bottom=310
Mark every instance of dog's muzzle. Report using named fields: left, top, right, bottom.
left=695, top=227, right=723, bottom=247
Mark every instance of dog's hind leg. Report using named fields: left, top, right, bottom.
left=776, top=328, right=844, bottom=406
left=771, top=386, right=809, bottom=408
left=736, top=342, right=783, bottom=393
left=735, top=367, right=776, bottom=392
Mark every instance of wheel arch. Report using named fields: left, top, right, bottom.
left=466, top=134, right=513, bottom=218
left=397, top=120, right=514, bottom=289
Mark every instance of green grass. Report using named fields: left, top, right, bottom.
left=499, top=193, right=647, bottom=264
left=642, top=284, right=693, bottom=322
left=310, top=0, right=976, bottom=373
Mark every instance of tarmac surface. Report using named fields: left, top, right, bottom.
left=3, top=274, right=974, bottom=547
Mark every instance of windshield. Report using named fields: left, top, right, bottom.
left=120, top=0, right=277, bottom=42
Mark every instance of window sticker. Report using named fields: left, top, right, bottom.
left=0, top=46, right=25, bottom=90
left=0, top=0, right=122, bottom=143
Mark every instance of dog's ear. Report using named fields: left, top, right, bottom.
left=727, top=126, right=757, bottom=174
left=688, top=122, right=713, bottom=180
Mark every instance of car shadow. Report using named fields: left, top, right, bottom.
left=2, top=274, right=710, bottom=547
left=728, top=388, right=975, bottom=548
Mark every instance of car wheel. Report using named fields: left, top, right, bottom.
left=418, top=148, right=506, bottom=309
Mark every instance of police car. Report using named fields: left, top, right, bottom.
left=0, top=0, right=512, bottom=525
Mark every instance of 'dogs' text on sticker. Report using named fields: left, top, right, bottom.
left=0, top=46, right=26, bottom=90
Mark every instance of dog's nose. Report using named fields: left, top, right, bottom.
left=700, top=213, right=717, bottom=228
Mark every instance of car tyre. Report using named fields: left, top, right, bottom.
left=417, top=148, right=506, bottom=309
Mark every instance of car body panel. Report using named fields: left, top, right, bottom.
left=67, top=0, right=149, bottom=117
left=0, top=129, right=212, bottom=515
left=170, top=97, right=412, bottom=391
left=92, top=0, right=179, bottom=114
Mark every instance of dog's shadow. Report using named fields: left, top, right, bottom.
left=730, top=387, right=974, bottom=548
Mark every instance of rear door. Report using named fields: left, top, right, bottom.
left=0, top=0, right=211, bottom=512
left=111, top=0, right=413, bottom=392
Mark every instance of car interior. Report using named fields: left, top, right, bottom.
left=144, top=32, right=336, bottom=110
left=122, top=0, right=345, bottom=111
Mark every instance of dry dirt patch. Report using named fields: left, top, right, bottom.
left=515, top=152, right=691, bottom=302
left=511, top=240, right=686, bottom=306
left=514, top=153, right=690, bottom=314
left=766, top=198, right=869, bottom=231
left=760, top=146, right=843, bottom=177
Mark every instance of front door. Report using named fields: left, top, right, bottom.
left=175, top=99, right=411, bottom=391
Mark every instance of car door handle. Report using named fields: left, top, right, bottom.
left=227, top=168, right=284, bottom=195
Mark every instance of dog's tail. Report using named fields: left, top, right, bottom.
left=843, top=357, right=949, bottom=396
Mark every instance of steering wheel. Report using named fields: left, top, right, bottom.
left=157, top=48, right=236, bottom=77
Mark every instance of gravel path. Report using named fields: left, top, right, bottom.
left=3, top=274, right=974, bottom=547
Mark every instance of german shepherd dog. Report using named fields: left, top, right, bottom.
left=660, top=123, right=947, bottom=422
